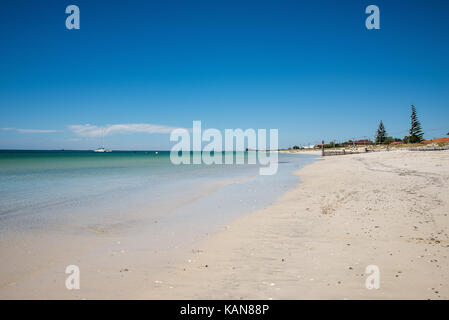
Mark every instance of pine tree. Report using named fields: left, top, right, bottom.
left=375, top=120, right=387, bottom=144
left=408, top=105, right=424, bottom=143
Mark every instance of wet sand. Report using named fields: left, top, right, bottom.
left=146, top=150, right=449, bottom=299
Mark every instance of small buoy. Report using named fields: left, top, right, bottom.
left=155, top=151, right=158, bottom=155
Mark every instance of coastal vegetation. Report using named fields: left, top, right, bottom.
left=404, top=104, right=424, bottom=143
left=375, top=120, right=387, bottom=144
left=285, top=105, right=449, bottom=151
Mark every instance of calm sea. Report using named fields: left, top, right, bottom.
left=0, top=150, right=316, bottom=234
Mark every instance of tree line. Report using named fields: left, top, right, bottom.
left=289, top=105, right=425, bottom=150
left=376, top=105, right=424, bottom=144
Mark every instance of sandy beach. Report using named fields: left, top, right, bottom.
left=1, top=149, right=448, bottom=300
left=146, top=150, right=449, bottom=299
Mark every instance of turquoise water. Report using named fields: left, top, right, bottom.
left=0, top=150, right=316, bottom=234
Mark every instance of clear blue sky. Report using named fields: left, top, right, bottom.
left=1, top=0, right=448, bottom=150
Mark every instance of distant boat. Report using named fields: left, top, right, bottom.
left=94, top=129, right=112, bottom=152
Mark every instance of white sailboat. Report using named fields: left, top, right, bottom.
left=94, top=129, right=111, bottom=152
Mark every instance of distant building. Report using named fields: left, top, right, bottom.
left=354, top=139, right=373, bottom=145
left=421, top=137, right=449, bottom=144
left=390, top=141, right=404, bottom=145
left=343, top=140, right=373, bottom=146
left=433, top=137, right=449, bottom=142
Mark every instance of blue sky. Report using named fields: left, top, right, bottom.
left=1, top=0, right=448, bottom=150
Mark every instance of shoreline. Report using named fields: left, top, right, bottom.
left=145, top=149, right=449, bottom=299
left=0, top=153, right=314, bottom=299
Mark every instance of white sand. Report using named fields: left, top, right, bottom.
left=2, top=150, right=448, bottom=299
left=145, top=150, right=449, bottom=299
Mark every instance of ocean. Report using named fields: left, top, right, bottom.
left=0, top=150, right=316, bottom=235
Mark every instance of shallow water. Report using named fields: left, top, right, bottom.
left=0, top=150, right=316, bottom=235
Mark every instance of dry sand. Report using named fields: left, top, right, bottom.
left=146, top=150, right=449, bottom=299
